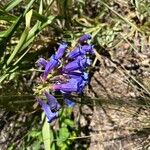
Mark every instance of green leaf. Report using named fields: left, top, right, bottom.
left=32, top=141, right=41, bottom=150
left=28, top=130, right=41, bottom=138
left=25, top=9, right=33, bottom=28
left=0, top=15, right=22, bottom=59
left=13, top=47, right=30, bottom=66
left=56, top=139, right=67, bottom=149
left=6, top=8, right=33, bottom=65
left=64, top=119, right=75, bottom=127
left=39, top=0, right=43, bottom=15
left=19, top=15, right=55, bottom=52
left=39, top=16, right=55, bottom=30
left=59, top=127, right=70, bottom=142
left=4, top=0, right=23, bottom=12
left=42, top=113, right=54, bottom=150
left=0, top=74, right=9, bottom=84
left=0, top=31, right=6, bottom=38
left=6, top=27, right=29, bottom=65
left=0, top=15, right=22, bottom=40
left=23, top=0, right=36, bottom=15
left=33, top=10, right=47, bottom=22
left=0, top=9, right=16, bottom=21
left=57, top=127, right=70, bottom=148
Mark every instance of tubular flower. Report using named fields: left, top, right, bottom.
left=36, top=34, right=94, bottom=123
left=68, top=45, right=94, bottom=59
left=53, top=78, right=79, bottom=93
left=37, top=99, right=58, bottom=123
left=79, top=57, right=92, bottom=68
left=62, top=93, right=75, bottom=107
left=81, top=45, right=94, bottom=55
left=70, top=72, right=89, bottom=93
left=55, top=43, right=68, bottom=59
left=62, top=56, right=92, bottom=72
left=63, top=71, right=83, bottom=78
left=42, top=55, right=60, bottom=80
left=36, top=58, right=47, bottom=68
left=44, top=91, right=61, bottom=112
left=78, top=34, right=91, bottom=44
left=68, top=46, right=86, bottom=59
left=64, top=97, right=75, bottom=107
left=53, top=73, right=88, bottom=94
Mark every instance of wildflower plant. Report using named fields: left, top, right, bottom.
left=35, top=34, right=94, bottom=123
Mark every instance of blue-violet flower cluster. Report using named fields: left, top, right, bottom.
left=36, top=34, right=94, bottom=123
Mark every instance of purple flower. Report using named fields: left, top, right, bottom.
left=53, top=78, right=78, bottom=92
left=71, top=72, right=89, bottom=93
left=35, top=33, right=94, bottom=123
left=64, top=98, right=75, bottom=107
left=55, top=43, right=68, bottom=59
left=53, top=73, right=88, bottom=93
left=68, top=46, right=86, bottom=59
left=68, top=45, right=94, bottom=59
left=70, top=72, right=88, bottom=80
left=44, top=91, right=61, bottom=112
left=62, top=56, right=92, bottom=72
left=62, top=93, right=75, bottom=107
left=63, top=71, right=83, bottom=78
left=37, top=99, right=58, bottom=123
left=42, top=55, right=60, bottom=80
left=36, top=58, right=47, bottom=68
left=81, top=45, right=94, bottom=55
left=79, top=56, right=92, bottom=68
left=78, top=34, right=91, bottom=43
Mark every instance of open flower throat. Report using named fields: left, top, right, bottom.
left=35, top=34, right=94, bottom=123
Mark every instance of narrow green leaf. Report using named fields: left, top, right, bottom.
left=6, top=9, right=33, bottom=65
left=13, top=48, right=30, bottom=66
left=0, top=31, right=6, bottom=38
left=39, top=0, right=43, bottom=15
left=0, top=74, right=9, bottom=84
left=0, top=15, right=22, bottom=58
left=4, top=0, right=23, bottom=12
left=42, top=114, right=51, bottom=150
left=23, top=0, right=36, bottom=15
left=0, top=15, right=22, bottom=39
left=39, top=16, right=55, bottom=30
left=20, top=16, right=55, bottom=52
left=33, top=10, right=47, bottom=22
left=25, top=9, right=33, bottom=28
left=6, top=28, right=29, bottom=65
left=20, top=36, right=35, bottom=52
left=0, top=9, right=16, bottom=21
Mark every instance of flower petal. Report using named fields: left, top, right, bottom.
left=64, top=97, right=75, bottom=107
left=44, top=91, right=61, bottom=112
left=62, top=60, right=80, bottom=72
left=53, top=78, right=79, bottom=93
left=36, top=58, right=47, bottom=68
left=55, top=43, right=68, bottom=59
left=42, top=55, right=60, bottom=80
left=78, top=34, right=91, bottom=43
left=81, top=45, right=94, bottom=55
left=37, top=99, right=58, bottom=123
left=68, top=46, right=86, bottom=59
left=62, top=56, right=91, bottom=72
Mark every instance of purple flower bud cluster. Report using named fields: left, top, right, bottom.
left=36, top=34, right=94, bottom=123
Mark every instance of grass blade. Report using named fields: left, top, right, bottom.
left=6, top=9, right=33, bottom=66
left=6, top=26, right=28, bottom=66
left=42, top=114, right=52, bottom=150
left=4, top=0, right=23, bottom=12
left=0, top=15, right=22, bottom=40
